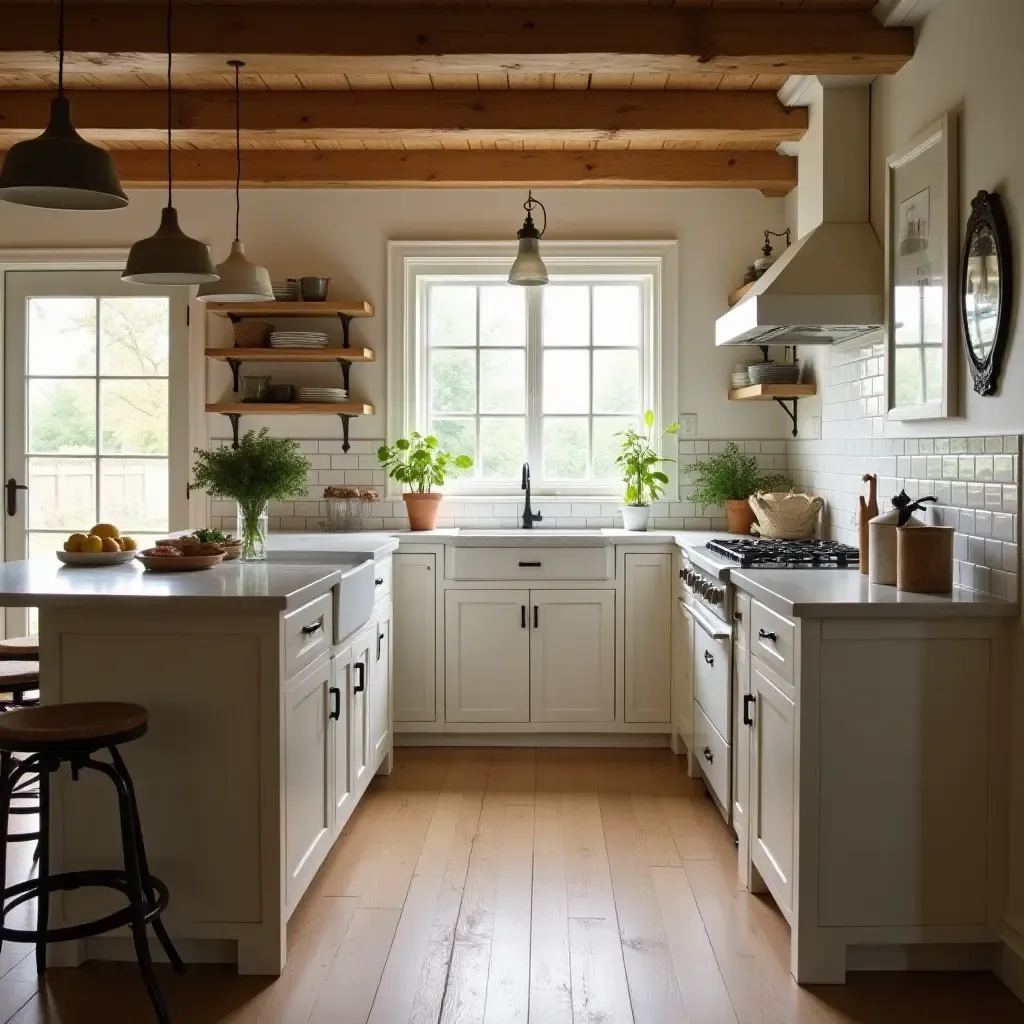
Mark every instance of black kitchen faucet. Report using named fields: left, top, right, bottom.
left=521, top=463, right=543, bottom=529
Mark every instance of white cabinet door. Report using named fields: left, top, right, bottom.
left=530, top=590, right=615, bottom=723
left=750, top=655, right=796, bottom=917
left=445, top=590, right=529, bottom=723
left=349, top=626, right=374, bottom=796
left=671, top=598, right=694, bottom=750
left=624, top=552, right=673, bottom=723
left=284, top=656, right=332, bottom=907
left=330, top=649, right=354, bottom=833
left=371, top=604, right=392, bottom=768
left=392, top=553, right=437, bottom=723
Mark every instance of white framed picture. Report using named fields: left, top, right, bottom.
left=884, top=112, right=959, bottom=421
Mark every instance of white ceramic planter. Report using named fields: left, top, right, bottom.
left=620, top=505, right=651, bottom=531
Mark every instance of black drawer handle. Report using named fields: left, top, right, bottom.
left=353, top=662, right=365, bottom=693
left=521, top=605, right=526, bottom=629
left=758, top=629, right=778, bottom=643
left=375, top=577, right=385, bottom=586
left=533, top=605, right=539, bottom=628
left=518, top=561, right=542, bottom=568
left=301, top=618, right=323, bottom=636
left=329, top=686, right=341, bottom=721
left=704, top=650, right=714, bottom=667
left=703, top=746, right=713, bottom=764
left=743, top=693, right=755, bottom=726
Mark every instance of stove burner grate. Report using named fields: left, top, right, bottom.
left=706, top=538, right=859, bottom=569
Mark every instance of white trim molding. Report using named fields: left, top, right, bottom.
left=386, top=239, right=678, bottom=500
left=1000, top=919, right=1024, bottom=1005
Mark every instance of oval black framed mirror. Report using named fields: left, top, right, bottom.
left=960, top=190, right=1013, bottom=395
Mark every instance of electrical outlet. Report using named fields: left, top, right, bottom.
left=679, top=414, right=698, bottom=437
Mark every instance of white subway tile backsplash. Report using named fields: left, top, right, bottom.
left=974, top=510, right=991, bottom=536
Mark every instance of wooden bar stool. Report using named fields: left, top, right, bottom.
left=0, top=662, right=42, bottom=853
left=0, top=702, right=184, bottom=1023
left=0, top=636, right=38, bottom=660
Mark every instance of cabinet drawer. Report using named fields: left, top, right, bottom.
left=693, top=613, right=730, bottom=741
left=750, top=599, right=795, bottom=683
left=694, top=702, right=731, bottom=814
left=373, top=556, right=392, bottom=602
left=284, top=592, right=332, bottom=680
left=446, top=545, right=613, bottom=581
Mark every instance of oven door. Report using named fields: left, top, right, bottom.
left=691, top=605, right=732, bottom=819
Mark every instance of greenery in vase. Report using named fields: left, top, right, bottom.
left=377, top=432, right=473, bottom=493
left=191, top=429, right=311, bottom=558
left=616, top=410, right=680, bottom=507
left=689, top=441, right=793, bottom=506
left=190, top=528, right=236, bottom=545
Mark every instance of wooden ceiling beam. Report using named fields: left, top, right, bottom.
left=0, top=4, right=913, bottom=78
left=30, top=148, right=795, bottom=192
left=0, top=89, right=808, bottom=145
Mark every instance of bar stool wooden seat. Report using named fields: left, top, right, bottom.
left=0, top=636, right=38, bottom=660
left=0, top=702, right=183, bottom=1023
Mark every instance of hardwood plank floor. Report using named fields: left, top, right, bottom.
left=2, top=747, right=1023, bottom=1023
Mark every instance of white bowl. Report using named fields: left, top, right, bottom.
left=56, top=549, right=137, bottom=567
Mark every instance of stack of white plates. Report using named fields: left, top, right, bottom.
left=731, top=361, right=752, bottom=388
left=748, top=361, right=801, bottom=385
left=298, top=388, right=348, bottom=403
left=272, top=280, right=299, bottom=301
left=269, top=331, right=329, bottom=348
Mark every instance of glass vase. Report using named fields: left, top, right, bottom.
left=236, top=501, right=269, bottom=562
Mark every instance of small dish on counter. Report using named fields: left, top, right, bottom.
left=56, top=549, right=137, bottom=567
left=138, top=546, right=226, bottom=572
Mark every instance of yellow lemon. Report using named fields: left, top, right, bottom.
left=101, top=537, right=121, bottom=553
left=120, top=536, right=138, bottom=551
left=90, top=523, right=121, bottom=540
left=64, top=533, right=88, bottom=553
left=82, top=535, right=104, bottom=554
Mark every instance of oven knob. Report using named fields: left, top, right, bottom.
left=698, top=580, right=711, bottom=598
left=707, top=588, right=723, bottom=606
left=685, top=571, right=697, bottom=588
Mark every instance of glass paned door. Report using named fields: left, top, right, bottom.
left=4, top=271, right=190, bottom=630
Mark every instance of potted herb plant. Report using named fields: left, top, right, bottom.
left=377, top=432, right=473, bottom=531
left=191, top=429, right=311, bottom=560
left=616, top=410, right=680, bottom=531
left=689, top=441, right=793, bottom=534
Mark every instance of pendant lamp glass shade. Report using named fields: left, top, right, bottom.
left=508, top=191, right=549, bottom=287
left=123, top=207, right=218, bottom=285
left=123, top=0, right=218, bottom=287
left=196, top=60, right=273, bottom=302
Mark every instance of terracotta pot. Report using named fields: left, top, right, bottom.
left=725, top=499, right=756, bottom=535
left=403, top=492, right=443, bottom=531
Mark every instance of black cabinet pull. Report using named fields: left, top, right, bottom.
left=377, top=631, right=384, bottom=661
left=375, top=577, right=384, bottom=586
left=353, top=662, right=365, bottom=693
left=533, top=605, right=539, bottom=628
left=758, top=628, right=778, bottom=643
left=301, top=618, right=323, bottom=636
left=518, top=561, right=542, bottom=568
left=329, top=686, right=341, bottom=721
left=702, top=746, right=713, bottom=764
left=521, top=605, right=526, bottom=629
left=743, top=693, right=755, bottom=726
left=704, top=650, right=714, bottom=667
left=734, top=610, right=743, bottom=621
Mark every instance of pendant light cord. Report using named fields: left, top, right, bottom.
left=166, top=0, right=173, bottom=209
left=57, top=0, right=65, bottom=96
left=234, top=61, right=242, bottom=240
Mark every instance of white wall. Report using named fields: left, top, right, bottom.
left=0, top=186, right=789, bottom=444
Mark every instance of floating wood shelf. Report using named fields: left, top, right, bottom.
left=728, top=382, right=814, bottom=438
left=728, top=282, right=755, bottom=307
left=205, top=301, right=374, bottom=319
left=206, top=402, right=374, bottom=450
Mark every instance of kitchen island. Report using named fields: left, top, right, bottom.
left=0, top=545, right=396, bottom=976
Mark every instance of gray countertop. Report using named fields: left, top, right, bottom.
left=731, top=568, right=1019, bottom=619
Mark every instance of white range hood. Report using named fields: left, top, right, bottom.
left=716, top=83, right=883, bottom=348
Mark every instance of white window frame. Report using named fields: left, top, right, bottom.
left=386, top=240, right=678, bottom=499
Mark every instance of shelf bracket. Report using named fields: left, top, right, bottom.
left=773, top=397, right=799, bottom=437
left=338, top=414, right=352, bottom=454
left=337, top=359, right=352, bottom=393
left=226, top=358, right=241, bottom=393
left=339, top=313, right=352, bottom=350
left=226, top=413, right=242, bottom=448
left=227, top=313, right=242, bottom=326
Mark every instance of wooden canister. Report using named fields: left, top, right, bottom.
left=896, top=525, right=954, bottom=593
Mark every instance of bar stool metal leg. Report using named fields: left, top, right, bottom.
left=0, top=750, right=11, bottom=965
left=34, top=767, right=49, bottom=975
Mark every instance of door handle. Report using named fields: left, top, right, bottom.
left=758, top=629, right=778, bottom=643
left=702, top=746, right=714, bottom=764
left=353, top=662, right=365, bottom=693
left=521, top=605, right=526, bottom=629
left=5, top=479, right=27, bottom=518
left=743, top=693, right=755, bottom=726
left=533, top=605, right=539, bottom=629
left=329, top=686, right=341, bottom=721
left=704, top=650, right=714, bottom=667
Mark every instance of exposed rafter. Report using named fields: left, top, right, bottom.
left=0, top=89, right=808, bottom=147
left=47, top=148, right=796, bottom=193
left=0, top=4, right=915, bottom=78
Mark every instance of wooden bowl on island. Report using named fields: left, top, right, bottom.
left=138, top=546, right=226, bottom=572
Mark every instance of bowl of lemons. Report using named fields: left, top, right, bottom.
left=56, top=525, right=139, bottom=567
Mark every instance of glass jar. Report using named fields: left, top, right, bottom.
left=239, top=375, right=270, bottom=402
left=236, top=501, right=269, bottom=561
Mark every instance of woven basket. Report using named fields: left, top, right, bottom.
left=232, top=320, right=274, bottom=348
left=749, top=491, right=824, bottom=539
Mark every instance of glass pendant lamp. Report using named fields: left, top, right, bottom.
left=122, top=0, right=218, bottom=285
left=0, top=0, right=127, bottom=210
left=507, top=191, right=549, bottom=287
left=196, top=60, right=273, bottom=302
